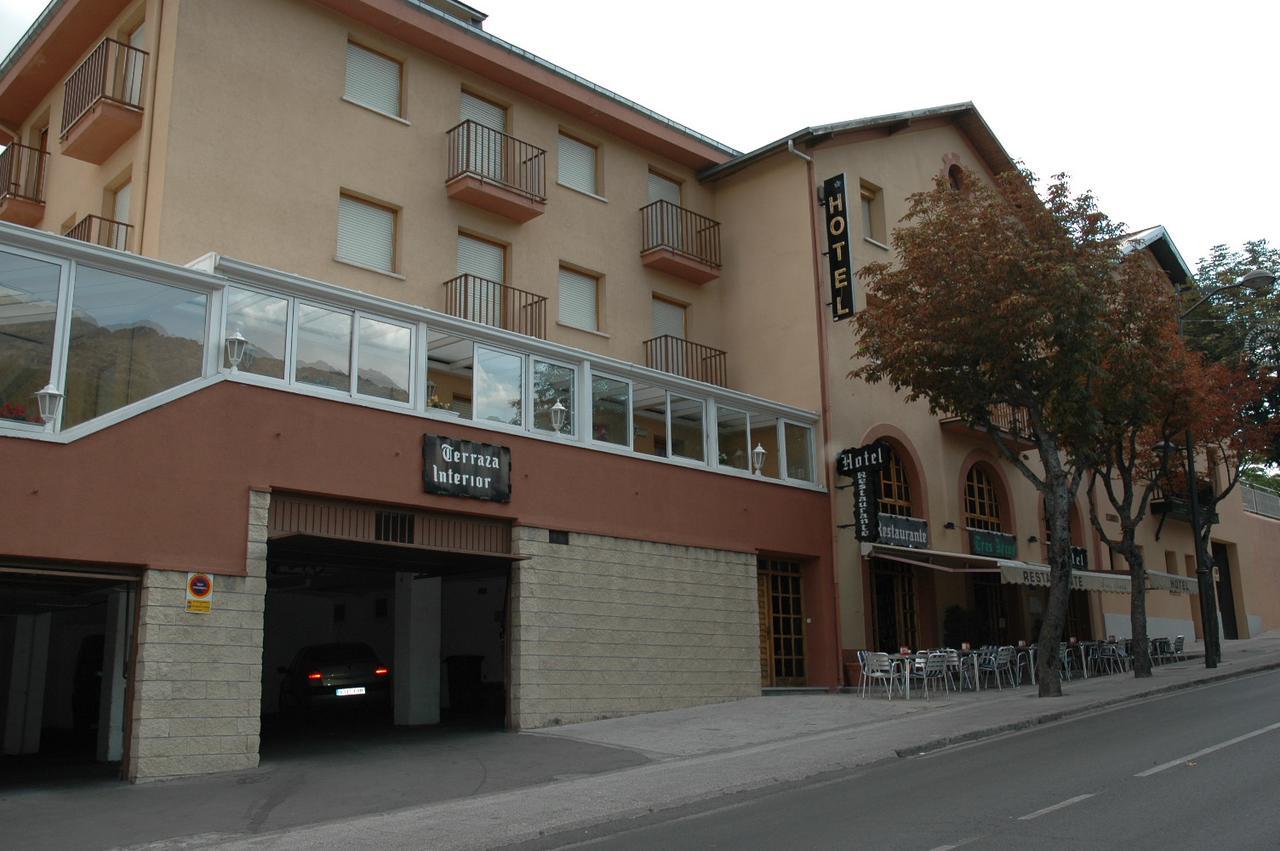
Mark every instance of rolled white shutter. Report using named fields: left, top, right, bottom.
left=651, top=298, right=685, bottom=339
left=647, top=172, right=680, bottom=205
left=558, top=268, right=597, bottom=331
left=345, top=42, right=401, bottom=117
left=457, top=235, right=504, bottom=324
left=460, top=92, right=505, bottom=132
left=558, top=134, right=596, bottom=194
left=337, top=196, right=395, bottom=273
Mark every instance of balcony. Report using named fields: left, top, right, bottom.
left=940, top=403, right=1034, bottom=448
left=65, top=215, right=133, bottom=252
left=1151, top=483, right=1220, bottom=525
left=640, top=200, right=721, bottom=284
left=1242, top=483, right=1280, bottom=520
left=0, top=143, right=48, bottom=226
left=442, top=274, right=547, bottom=339
left=445, top=121, right=546, bottom=223
left=644, top=335, right=727, bottom=387
left=60, top=38, right=148, bottom=164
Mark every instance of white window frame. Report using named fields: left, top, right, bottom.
left=780, top=418, right=816, bottom=484
left=344, top=40, right=403, bottom=119
left=528, top=355, right=579, bottom=438
left=353, top=310, right=417, bottom=408
left=472, top=342, right=526, bottom=430
left=666, top=392, right=708, bottom=466
left=713, top=402, right=753, bottom=473
left=589, top=369, right=632, bottom=450
left=290, top=299, right=354, bottom=400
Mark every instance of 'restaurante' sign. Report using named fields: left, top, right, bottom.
left=821, top=174, right=855, bottom=321
left=423, top=435, right=511, bottom=502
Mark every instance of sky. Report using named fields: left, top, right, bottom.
left=1, top=0, right=1275, bottom=270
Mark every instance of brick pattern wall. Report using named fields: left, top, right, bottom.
left=127, top=490, right=268, bottom=781
left=509, top=527, right=759, bottom=728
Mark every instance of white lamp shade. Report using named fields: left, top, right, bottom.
left=225, top=331, right=248, bottom=371
left=550, top=399, right=567, bottom=433
left=36, top=384, right=63, bottom=425
left=751, top=443, right=766, bottom=474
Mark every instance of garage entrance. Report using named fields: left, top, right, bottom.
left=260, top=495, right=513, bottom=756
left=0, top=565, right=137, bottom=785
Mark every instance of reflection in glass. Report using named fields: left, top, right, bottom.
left=357, top=316, right=411, bottom=402
left=426, top=333, right=472, bottom=419
left=63, top=265, right=207, bottom=428
left=223, top=287, right=287, bottom=378
left=750, top=412, right=780, bottom=478
left=591, top=374, right=629, bottom=446
left=669, top=395, right=704, bottom=462
left=533, top=360, right=575, bottom=435
left=716, top=406, right=749, bottom=471
left=0, top=250, right=61, bottom=423
left=294, top=303, right=351, bottom=391
left=785, top=422, right=814, bottom=482
left=474, top=346, right=522, bottom=425
left=632, top=383, right=666, bottom=457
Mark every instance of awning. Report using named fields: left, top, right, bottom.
left=999, top=562, right=1131, bottom=594
left=862, top=542, right=1008, bottom=574
left=1145, top=569, right=1199, bottom=594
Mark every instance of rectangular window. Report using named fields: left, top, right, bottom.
left=532, top=359, right=575, bottom=435
left=459, top=91, right=506, bottom=183
left=669, top=395, right=705, bottom=462
left=0, top=249, right=63, bottom=424
left=860, top=180, right=886, bottom=245
left=558, top=266, right=598, bottom=331
left=345, top=41, right=402, bottom=117
left=356, top=316, right=412, bottom=402
left=784, top=422, right=814, bottom=482
left=591, top=373, right=629, bottom=446
left=294, top=302, right=352, bottom=391
left=632, top=383, right=666, bottom=457
left=651, top=296, right=685, bottom=339
left=456, top=233, right=504, bottom=326
left=647, top=171, right=681, bottom=205
left=473, top=345, right=523, bottom=426
left=224, top=287, right=288, bottom=379
left=750, top=412, right=780, bottom=478
left=337, top=194, right=396, bottom=274
left=557, top=133, right=597, bottom=195
left=716, top=406, right=750, bottom=471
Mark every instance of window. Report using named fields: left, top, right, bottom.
left=784, top=422, right=813, bottom=482
left=651, top=296, right=685, bottom=339
left=558, top=266, right=598, bottom=331
left=0, top=249, right=63, bottom=424
left=878, top=449, right=912, bottom=516
left=532, top=359, right=575, bottom=435
left=459, top=91, right=506, bottom=182
left=108, top=180, right=131, bottom=252
left=964, top=465, right=1003, bottom=532
left=750, top=412, right=780, bottom=478
left=294, top=303, right=351, bottom=391
left=716, top=406, right=750, bottom=471
left=647, top=171, right=680, bottom=205
left=669, top=395, right=705, bottom=462
left=473, top=345, right=523, bottom=426
left=860, top=180, right=886, bottom=245
left=337, top=194, right=396, bottom=274
left=591, top=373, right=629, bottom=446
left=632, top=382, right=666, bottom=457
left=345, top=41, right=402, bottom=117
left=557, top=133, right=597, bottom=195
left=224, top=287, right=288, bottom=378
left=356, top=316, right=411, bottom=402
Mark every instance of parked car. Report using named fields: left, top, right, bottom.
left=278, top=642, right=390, bottom=715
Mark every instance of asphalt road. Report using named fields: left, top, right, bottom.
left=517, top=669, right=1280, bottom=850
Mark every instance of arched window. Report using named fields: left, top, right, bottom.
left=947, top=164, right=965, bottom=191
left=878, top=450, right=913, bottom=517
left=964, top=465, right=1002, bottom=531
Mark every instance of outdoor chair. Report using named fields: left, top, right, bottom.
left=944, top=648, right=969, bottom=691
left=979, top=646, right=1014, bottom=689
left=855, top=650, right=870, bottom=693
left=1059, top=644, right=1076, bottom=680
left=908, top=652, right=948, bottom=700
left=1171, top=635, right=1187, bottom=662
left=863, top=652, right=900, bottom=699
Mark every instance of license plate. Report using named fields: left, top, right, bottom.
left=336, top=687, right=366, bottom=696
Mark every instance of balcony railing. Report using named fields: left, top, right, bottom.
left=641, top=200, right=721, bottom=268
left=0, top=143, right=48, bottom=205
left=61, top=38, right=148, bottom=137
left=442, top=274, right=547, bottom=339
left=65, top=215, right=132, bottom=252
left=1242, top=483, right=1280, bottom=520
left=446, top=120, right=546, bottom=202
left=1151, top=483, right=1220, bottom=525
left=940, top=403, right=1033, bottom=444
left=644, top=334, right=727, bottom=387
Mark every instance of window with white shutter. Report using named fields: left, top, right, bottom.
left=345, top=41, right=402, bottom=117
left=651, top=296, right=686, bottom=339
left=457, top=234, right=505, bottom=325
left=337, top=194, right=396, bottom=274
left=558, top=267, right=598, bottom=332
left=460, top=92, right=506, bottom=182
left=647, top=172, right=681, bottom=206
left=558, top=133, right=598, bottom=195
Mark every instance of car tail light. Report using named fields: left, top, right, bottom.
left=374, top=667, right=390, bottom=676
left=306, top=672, right=323, bottom=680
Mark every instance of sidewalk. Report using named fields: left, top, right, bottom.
left=6, top=633, right=1279, bottom=851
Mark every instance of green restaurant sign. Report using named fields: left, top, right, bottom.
left=969, top=529, right=1018, bottom=559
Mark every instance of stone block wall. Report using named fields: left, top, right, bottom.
left=126, top=490, right=268, bottom=781
left=509, top=526, right=759, bottom=728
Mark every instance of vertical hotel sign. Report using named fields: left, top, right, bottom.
left=822, top=174, right=854, bottom=320
left=838, top=441, right=890, bottom=542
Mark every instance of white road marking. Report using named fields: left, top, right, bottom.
left=928, top=841, right=978, bottom=851
left=1135, top=720, right=1280, bottom=777
left=1017, top=793, right=1094, bottom=820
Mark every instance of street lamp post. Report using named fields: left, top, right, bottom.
left=1178, top=269, right=1275, bottom=669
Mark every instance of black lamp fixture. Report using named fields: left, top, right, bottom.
left=943, top=521, right=956, bottom=530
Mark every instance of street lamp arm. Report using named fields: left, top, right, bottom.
left=1178, top=270, right=1276, bottom=320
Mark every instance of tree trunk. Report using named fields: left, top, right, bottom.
left=1126, top=544, right=1152, bottom=678
left=1035, top=459, right=1074, bottom=697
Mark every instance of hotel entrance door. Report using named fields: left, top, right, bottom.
left=757, top=559, right=806, bottom=686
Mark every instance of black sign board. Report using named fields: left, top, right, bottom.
left=970, top=529, right=1018, bottom=559
left=423, top=435, right=511, bottom=502
left=1069, top=546, right=1088, bottom=570
left=879, top=515, right=929, bottom=549
left=843, top=441, right=890, bottom=541
left=837, top=440, right=890, bottom=477
left=822, top=174, right=854, bottom=321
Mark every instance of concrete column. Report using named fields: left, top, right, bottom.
left=97, top=589, right=130, bottom=762
left=394, top=572, right=441, bottom=726
left=3, top=612, right=51, bottom=755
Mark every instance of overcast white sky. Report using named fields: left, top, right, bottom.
left=2, top=0, right=1275, bottom=269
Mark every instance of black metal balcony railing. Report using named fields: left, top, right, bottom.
left=60, top=37, right=148, bottom=137
left=644, top=334, right=727, bottom=387
left=0, top=142, right=48, bottom=204
left=65, top=215, right=132, bottom=252
left=1151, top=483, right=1220, bottom=525
left=446, top=120, right=546, bottom=202
left=941, top=403, right=1033, bottom=437
left=442, top=274, right=547, bottom=339
left=640, top=199, right=721, bottom=268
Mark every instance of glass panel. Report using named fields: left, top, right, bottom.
left=532, top=359, right=575, bottom=435
left=591, top=374, right=629, bottom=446
left=294, top=303, right=351, bottom=391
left=356, top=316, right=411, bottom=402
left=473, top=345, right=522, bottom=426
left=669, top=395, right=705, bottom=462
left=0, top=250, right=61, bottom=423
left=63, top=266, right=207, bottom=428
left=632, top=382, right=666, bottom=457
left=426, top=332, right=472, bottom=419
left=716, top=405, right=749, bottom=471
left=223, top=287, right=287, bottom=379
left=749, top=413, right=780, bottom=479
left=785, top=422, right=814, bottom=482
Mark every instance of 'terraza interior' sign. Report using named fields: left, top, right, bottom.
left=423, top=435, right=511, bottom=502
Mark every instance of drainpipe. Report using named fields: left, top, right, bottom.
left=133, top=0, right=166, bottom=256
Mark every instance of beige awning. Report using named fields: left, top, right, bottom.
left=862, top=542, right=1006, bottom=574
left=1145, top=569, right=1199, bottom=594
left=999, top=561, right=1132, bottom=594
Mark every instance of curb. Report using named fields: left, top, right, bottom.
left=894, top=658, right=1280, bottom=758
